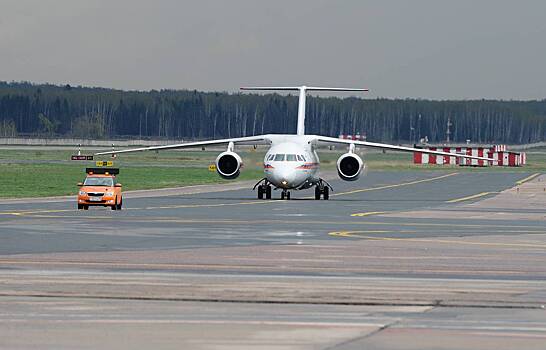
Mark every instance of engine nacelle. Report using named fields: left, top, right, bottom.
left=337, top=153, right=364, bottom=181
left=215, top=151, right=242, bottom=179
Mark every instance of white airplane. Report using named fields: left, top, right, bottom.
left=96, top=86, right=492, bottom=200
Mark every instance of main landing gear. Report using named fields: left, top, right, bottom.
left=315, top=179, right=333, bottom=200
left=254, top=178, right=272, bottom=200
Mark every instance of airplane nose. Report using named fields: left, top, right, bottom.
left=278, top=169, right=296, bottom=188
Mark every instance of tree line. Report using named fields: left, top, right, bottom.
left=0, top=81, right=545, bottom=144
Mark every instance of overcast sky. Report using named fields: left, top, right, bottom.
left=1, top=0, right=545, bottom=99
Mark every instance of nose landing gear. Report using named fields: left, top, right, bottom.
left=281, top=190, right=291, bottom=200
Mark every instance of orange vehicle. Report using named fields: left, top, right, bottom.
left=77, top=168, right=123, bottom=210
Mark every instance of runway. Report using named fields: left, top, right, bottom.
left=1, top=170, right=545, bottom=349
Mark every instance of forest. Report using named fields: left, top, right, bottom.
left=0, top=81, right=545, bottom=144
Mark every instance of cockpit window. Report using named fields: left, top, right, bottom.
left=286, top=154, right=297, bottom=161
left=267, top=154, right=274, bottom=161
left=296, top=155, right=303, bottom=161
left=273, top=154, right=285, bottom=161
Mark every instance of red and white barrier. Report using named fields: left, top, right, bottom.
left=492, top=145, right=507, bottom=152
left=489, top=151, right=526, bottom=166
left=413, top=145, right=525, bottom=167
left=459, top=148, right=489, bottom=167
left=339, top=134, right=366, bottom=141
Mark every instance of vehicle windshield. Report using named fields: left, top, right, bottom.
left=84, top=177, right=114, bottom=187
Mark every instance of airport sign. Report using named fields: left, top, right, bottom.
left=71, top=155, right=94, bottom=161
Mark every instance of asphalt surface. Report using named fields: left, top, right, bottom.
left=1, top=170, right=545, bottom=349
left=0, top=171, right=536, bottom=256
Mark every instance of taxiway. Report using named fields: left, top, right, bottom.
left=0, top=170, right=545, bottom=349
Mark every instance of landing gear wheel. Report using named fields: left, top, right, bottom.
left=258, top=186, right=264, bottom=199
left=265, top=185, right=272, bottom=199
left=315, top=179, right=333, bottom=200
left=281, top=191, right=285, bottom=200
left=286, top=192, right=291, bottom=200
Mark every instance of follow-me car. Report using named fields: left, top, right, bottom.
left=77, top=168, right=123, bottom=210
left=96, top=86, right=492, bottom=200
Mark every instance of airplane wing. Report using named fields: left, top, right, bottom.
left=95, top=135, right=270, bottom=155
left=313, top=136, right=494, bottom=161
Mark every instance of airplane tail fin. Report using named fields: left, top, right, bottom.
left=240, top=86, right=368, bottom=135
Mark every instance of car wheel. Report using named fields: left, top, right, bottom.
left=111, top=198, right=117, bottom=210
left=78, top=204, right=83, bottom=210
left=118, top=198, right=123, bottom=210
left=83, top=205, right=89, bottom=210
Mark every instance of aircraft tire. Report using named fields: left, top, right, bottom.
left=314, top=186, right=321, bottom=200
left=258, top=186, right=264, bottom=199
left=281, top=191, right=285, bottom=200
left=266, top=186, right=272, bottom=199
left=287, top=192, right=291, bottom=200
left=323, top=187, right=330, bottom=200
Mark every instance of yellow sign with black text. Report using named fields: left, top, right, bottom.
left=96, top=161, right=114, bottom=167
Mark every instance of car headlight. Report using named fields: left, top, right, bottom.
left=105, top=192, right=114, bottom=196
left=79, top=191, right=86, bottom=195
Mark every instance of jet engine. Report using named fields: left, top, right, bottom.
left=215, top=151, right=242, bottom=179
left=337, top=153, right=364, bottom=181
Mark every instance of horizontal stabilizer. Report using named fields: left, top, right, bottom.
left=240, top=86, right=368, bottom=92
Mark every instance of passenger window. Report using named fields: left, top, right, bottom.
left=274, top=154, right=285, bottom=161
left=286, top=154, right=296, bottom=161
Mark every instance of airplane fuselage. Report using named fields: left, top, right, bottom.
left=262, top=135, right=320, bottom=190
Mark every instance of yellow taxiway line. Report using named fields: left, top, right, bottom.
left=516, top=173, right=540, bottom=185
left=446, top=192, right=494, bottom=203
left=328, top=231, right=546, bottom=249
left=331, top=172, right=458, bottom=197
left=350, top=211, right=386, bottom=217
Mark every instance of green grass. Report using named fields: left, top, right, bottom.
left=0, top=148, right=267, bottom=198
left=0, top=162, right=263, bottom=198
left=0, top=146, right=545, bottom=198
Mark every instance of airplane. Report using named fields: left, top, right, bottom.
left=96, top=86, right=493, bottom=200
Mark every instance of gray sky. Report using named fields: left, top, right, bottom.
left=1, top=0, right=545, bottom=99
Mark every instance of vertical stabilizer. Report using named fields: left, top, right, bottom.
left=240, top=86, right=368, bottom=135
